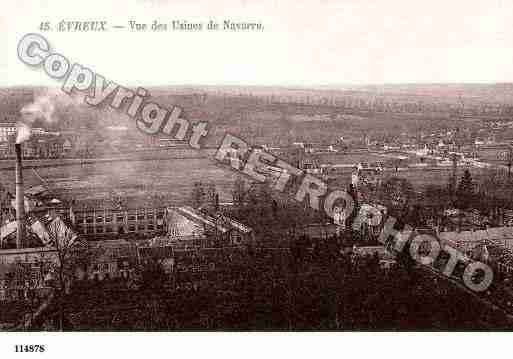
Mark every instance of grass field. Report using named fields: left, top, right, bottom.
left=0, top=147, right=497, bottom=209
left=0, top=149, right=245, bottom=206
left=313, top=152, right=393, bottom=165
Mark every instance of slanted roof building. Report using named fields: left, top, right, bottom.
left=165, top=206, right=253, bottom=246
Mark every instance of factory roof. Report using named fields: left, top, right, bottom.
left=166, top=206, right=252, bottom=238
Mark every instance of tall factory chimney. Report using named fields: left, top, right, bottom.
left=15, top=143, right=25, bottom=249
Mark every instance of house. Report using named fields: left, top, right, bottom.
left=353, top=245, right=397, bottom=269
left=82, top=239, right=138, bottom=281
left=0, top=123, right=17, bottom=143
left=438, top=227, right=513, bottom=254
left=0, top=246, right=58, bottom=302
left=62, top=139, right=73, bottom=156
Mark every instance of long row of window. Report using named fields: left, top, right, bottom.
left=77, top=223, right=164, bottom=235
left=76, top=212, right=164, bottom=224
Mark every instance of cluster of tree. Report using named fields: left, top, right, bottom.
left=37, top=236, right=513, bottom=331
left=368, top=168, right=513, bottom=230
left=190, top=181, right=219, bottom=211
left=230, top=179, right=338, bottom=242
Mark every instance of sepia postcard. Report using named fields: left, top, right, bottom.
left=1, top=0, right=513, bottom=357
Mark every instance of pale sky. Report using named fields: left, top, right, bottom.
left=1, top=0, right=513, bottom=86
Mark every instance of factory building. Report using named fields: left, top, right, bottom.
left=68, top=206, right=254, bottom=245
left=5, top=133, right=64, bottom=159
left=0, top=122, right=17, bottom=142
left=70, top=207, right=167, bottom=239
left=165, top=206, right=254, bottom=246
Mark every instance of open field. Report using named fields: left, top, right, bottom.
left=0, top=149, right=244, bottom=206
left=385, top=166, right=489, bottom=188
left=313, top=152, right=394, bottom=165
left=0, top=146, right=498, bottom=209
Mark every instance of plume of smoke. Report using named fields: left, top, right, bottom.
left=17, top=87, right=86, bottom=143
left=18, top=93, right=58, bottom=144
left=15, top=122, right=32, bottom=144
left=20, top=95, right=56, bottom=124
left=16, top=86, right=136, bottom=144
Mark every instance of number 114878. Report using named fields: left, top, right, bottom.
left=14, top=345, right=46, bottom=353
